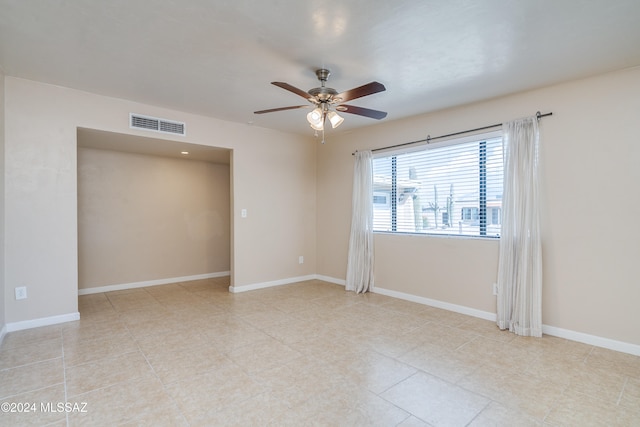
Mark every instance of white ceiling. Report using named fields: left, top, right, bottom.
left=77, top=128, right=231, bottom=164
left=1, top=0, right=640, bottom=137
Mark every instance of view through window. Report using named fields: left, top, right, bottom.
left=372, top=131, right=503, bottom=238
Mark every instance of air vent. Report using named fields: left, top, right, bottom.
left=130, top=113, right=186, bottom=136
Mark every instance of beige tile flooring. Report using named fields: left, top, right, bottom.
left=1, top=277, right=639, bottom=426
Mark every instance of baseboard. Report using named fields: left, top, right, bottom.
left=73, top=271, right=640, bottom=356
left=78, top=271, right=230, bottom=295
left=314, top=276, right=640, bottom=356
left=315, top=275, right=346, bottom=286
left=373, top=285, right=497, bottom=322
left=542, top=325, right=640, bottom=356
left=229, top=275, right=317, bottom=293
left=6, top=312, right=80, bottom=333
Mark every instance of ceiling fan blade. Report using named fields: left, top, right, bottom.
left=254, top=105, right=309, bottom=114
left=336, top=82, right=386, bottom=102
left=338, top=104, right=387, bottom=120
left=271, top=82, right=312, bottom=99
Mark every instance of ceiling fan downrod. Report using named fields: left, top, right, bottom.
left=308, top=69, right=339, bottom=102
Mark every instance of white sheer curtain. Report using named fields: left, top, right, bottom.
left=496, top=117, right=542, bottom=337
left=346, top=150, right=374, bottom=294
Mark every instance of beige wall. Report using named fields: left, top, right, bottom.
left=3, top=77, right=316, bottom=324
left=4, top=68, right=639, bottom=348
left=77, top=147, right=230, bottom=289
left=317, top=66, right=640, bottom=346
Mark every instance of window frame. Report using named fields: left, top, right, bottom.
left=372, top=130, right=503, bottom=239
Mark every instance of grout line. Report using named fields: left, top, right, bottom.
left=453, top=335, right=481, bottom=352
left=135, top=347, right=189, bottom=424
left=465, top=400, right=492, bottom=426
left=376, top=370, right=426, bottom=421
left=583, top=345, right=596, bottom=363
left=60, top=330, right=69, bottom=427
left=64, top=375, right=145, bottom=401
left=0, top=334, right=64, bottom=352
left=542, top=399, right=557, bottom=423
left=103, top=291, right=118, bottom=312
left=0, top=355, right=64, bottom=372
left=0, top=382, right=65, bottom=402
left=617, top=376, right=628, bottom=406
left=64, top=349, right=140, bottom=369
left=376, top=373, right=416, bottom=397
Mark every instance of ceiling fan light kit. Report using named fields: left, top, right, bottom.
left=254, top=68, right=387, bottom=142
left=327, top=111, right=344, bottom=128
left=307, top=107, right=324, bottom=129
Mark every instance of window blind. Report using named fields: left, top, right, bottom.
left=372, top=132, right=503, bottom=238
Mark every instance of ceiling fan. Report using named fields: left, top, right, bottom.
left=254, top=69, right=387, bottom=140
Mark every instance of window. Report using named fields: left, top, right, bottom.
left=373, top=193, right=389, bottom=206
left=461, top=207, right=479, bottom=222
left=372, top=131, right=503, bottom=237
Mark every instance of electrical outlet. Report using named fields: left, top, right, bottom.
left=298, top=256, right=304, bottom=264
left=15, top=286, right=27, bottom=300
left=492, top=283, right=498, bottom=295
left=241, top=209, right=247, bottom=218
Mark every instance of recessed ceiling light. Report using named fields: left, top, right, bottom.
left=181, top=151, right=189, bottom=155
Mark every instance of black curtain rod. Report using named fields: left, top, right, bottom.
left=352, top=111, right=552, bottom=155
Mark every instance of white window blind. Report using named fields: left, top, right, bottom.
left=372, top=132, right=503, bottom=238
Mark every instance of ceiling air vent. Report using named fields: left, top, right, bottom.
left=130, top=113, right=186, bottom=136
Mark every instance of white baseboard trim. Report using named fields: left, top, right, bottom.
left=314, top=276, right=640, bottom=356
left=542, top=325, right=640, bottom=356
left=373, top=285, right=497, bottom=322
left=6, top=312, right=80, bottom=333
left=315, top=275, right=346, bottom=286
left=75, top=271, right=640, bottom=356
left=78, top=271, right=231, bottom=295
left=229, top=275, right=317, bottom=293
left=0, top=324, right=7, bottom=346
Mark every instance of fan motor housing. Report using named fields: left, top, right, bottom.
left=308, top=86, right=338, bottom=102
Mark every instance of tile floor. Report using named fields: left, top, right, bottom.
left=0, top=277, right=639, bottom=426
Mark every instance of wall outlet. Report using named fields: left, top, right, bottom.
left=241, top=209, right=247, bottom=218
left=298, top=256, right=304, bottom=264
left=492, top=283, right=498, bottom=295
left=15, top=286, right=28, bottom=300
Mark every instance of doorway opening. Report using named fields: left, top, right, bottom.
left=76, top=128, right=232, bottom=295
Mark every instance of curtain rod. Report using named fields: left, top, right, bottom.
left=352, top=111, right=552, bottom=155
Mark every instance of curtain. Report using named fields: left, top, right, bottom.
left=346, top=150, right=375, bottom=294
left=496, top=117, right=542, bottom=337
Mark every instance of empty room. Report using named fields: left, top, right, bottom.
left=1, top=1, right=639, bottom=426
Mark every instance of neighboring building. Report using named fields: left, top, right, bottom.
left=373, top=174, right=421, bottom=232
left=374, top=176, right=502, bottom=236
